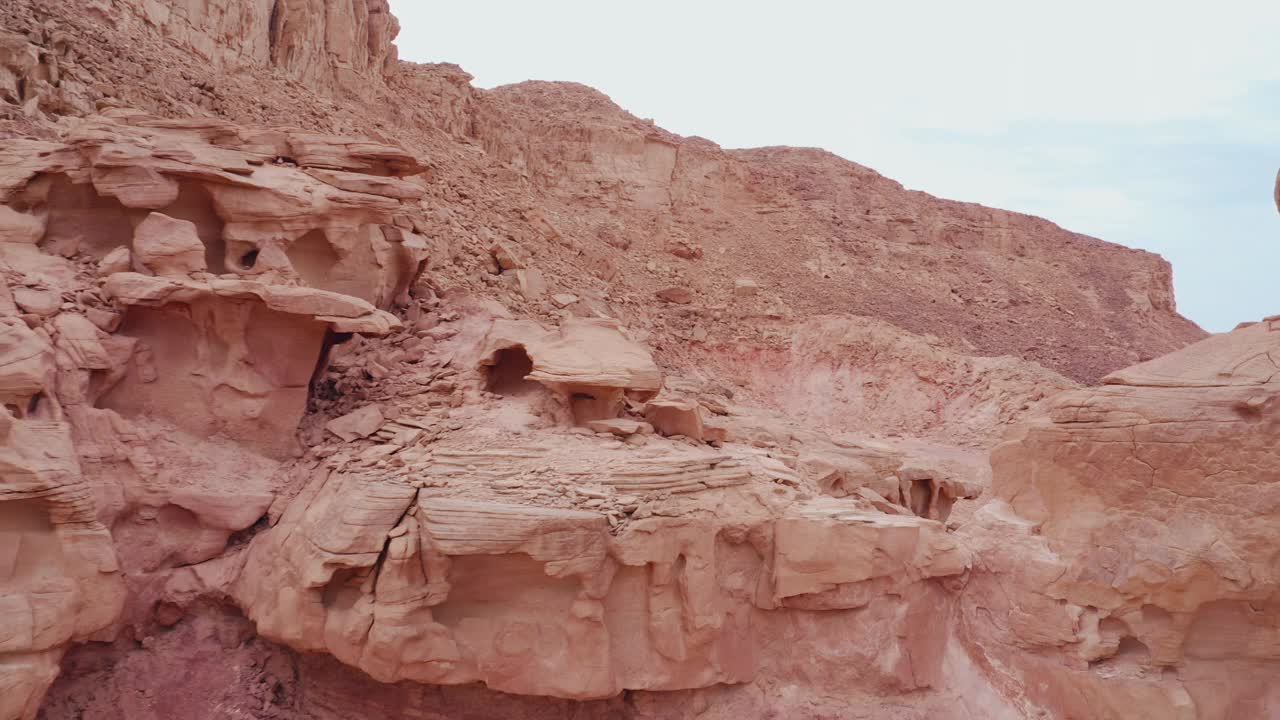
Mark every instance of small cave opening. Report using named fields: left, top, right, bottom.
left=1089, top=634, right=1152, bottom=669
left=18, top=392, right=57, bottom=422
left=308, top=329, right=354, bottom=407
left=267, top=0, right=283, bottom=62
left=570, top=392, right=598, bottom=423
left=484, top=347, right=538, bottom=396
left=239, top=249, right=260, bottom=270
left=322, top=568, right=365, bottom=611
left=86, top=369, right=113, bottom=405
left=1088, top=617, right=1153, bottom=668
left=570, top=392, right=593, bottom=415
left=908, top=478, right=934, bottom=518
left=37, top=175, right=138, bottom=258
left=224, top=513, right=271, bottom=552
left=1115, top=636, right=1152, bottom=661
left=567, top=386, right=624, bottom=425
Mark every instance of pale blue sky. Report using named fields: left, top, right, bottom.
left=389, top=0, right=1280, bottom=331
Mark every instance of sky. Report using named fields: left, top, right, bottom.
left=388, top=0, right=1280, bottom=332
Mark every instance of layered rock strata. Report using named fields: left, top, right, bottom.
left=0, top=109, right=427, bottom=717
left=960, top=318, right=1280, bottom=719
left=0, top=2, right=1271, bottom=719
left=233, top=303, right=981, bottom=702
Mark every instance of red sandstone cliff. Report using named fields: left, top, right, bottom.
left=1, top=0, right=1203, bottom=386
left=0, top=3, right=1264, bottom=720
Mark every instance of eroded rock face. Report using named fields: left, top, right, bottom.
left=0, top=318, right=124, bottom=720
left=470, top=83, right=1205, bottom=385
left=234, top=441, right=970, bottom=699
left=960, top=319, right=1280, bottom=719
left=0, top=2, right=1271, bottom=718
left=217, top=293, right=998, bottom=712
left=481, top=317, right=663, bottom=425
left=0, top=109, right=427, bottom=455
left=0, top=0, right=398, bottom=117
left=0, top=109, right=428, bottom=718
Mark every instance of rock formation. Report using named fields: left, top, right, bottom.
left=0, top=107, right=428, bottom=717
left=0, top=1, right=1272, bottom=719
left=959, top=318, right=1280, bottom=719
left=0, top=316, right=124, bottom=720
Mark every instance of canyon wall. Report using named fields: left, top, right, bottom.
left=1, top=0, right=1202, bottom=387
left=467, top=81, right=1205, bottom=384
left=0, top=0, right=396, bottom=117
left=0, top=109, right=426, bottom=717
left=0, top=2, right=1271, bottom=719
left=960, top=317, right=1280, bottom=719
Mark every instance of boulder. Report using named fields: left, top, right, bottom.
left=550, top=293, right=579, bottom=308
left=0, top=205, right=43, bottom=244
left=733, top=277, right=759, bottom=297
left=97, top=246, right=132, bottom=275
left=489, top=241, right=527, bottom=271
left=131, top=212, right=207, bottom=277
left=644, top=399, right=704, bottom=440
left=326, top=405, right=386, bottom=442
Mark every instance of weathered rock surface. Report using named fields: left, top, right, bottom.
left=481, top=317, right=662, bottom=424
left=0, top=0, right=398, bottom=117
left=0, top=318, right=124, bottom=720
left=0, top=107, right=428, bottom=717
left=469, top=83, right=1205, bottom=384
left=222, top=293, right=1005, bottom=713
left=0, top=1, right=1268, bottom=719
left=235, top=367, right=975, bottom=701
left=960, top=318, right=1280, bottom=719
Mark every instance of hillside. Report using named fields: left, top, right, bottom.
left=3, top=3, right=1270, bottom=720
left=1, top=0, right=1204, bottom=390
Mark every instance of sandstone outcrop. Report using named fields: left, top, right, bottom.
left=234, top=316, right=978, bottom=701
left=481, top=317, right=663, bottom=424
left=0, top=0, right=398, bottom=119
left=0, top=317, right=124, bottom=720
left=196, top=290, right=997, bottom=710
left=0, top=109, right=420, bottom=456
left=469, top=83, right=1205, bottom=384
left=1, top=1, right=1268, bottom=719
left=960, top=318, right=1280, bottom=719
left=0, top=107, right=428, bottom=717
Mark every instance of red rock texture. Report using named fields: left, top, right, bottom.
left=0, top=0, right=1203, bottom=387
left=959, top=319, right=1280, bottom=719
left=0, top=2, right=1268, bottom=720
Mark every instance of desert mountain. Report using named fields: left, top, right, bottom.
left=2, top=2, right=1274, bottom=720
